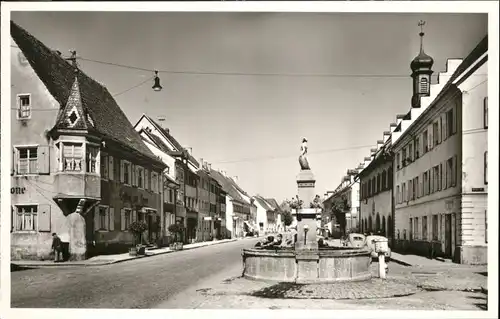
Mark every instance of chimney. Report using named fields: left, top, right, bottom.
left=200, top=158, right=204, bottom=168
left=185, top=147, right=192, bottom=156
left=157, top=116, right=169, bottom=132
left=233, top=176, right=238, bottom=181
left=208, top=163, right=212, bottom=171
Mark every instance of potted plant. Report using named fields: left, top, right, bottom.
left=128, top=221, right=148, bottom=256
left=168, top=223, right=185, bottom=251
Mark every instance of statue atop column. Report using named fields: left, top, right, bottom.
left=299, top=137, right=310, bottom=170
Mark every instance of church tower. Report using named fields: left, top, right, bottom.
left=410, top=20, right=434, bottom=108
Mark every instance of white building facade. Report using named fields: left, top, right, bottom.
left=359, top=142, right=394, bottom=240
left=391, top=36, right=488, bottom=264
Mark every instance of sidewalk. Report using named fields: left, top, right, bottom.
left=12, top=237, right=254, bottom=268
left=389, top=252, right=450, bottom=267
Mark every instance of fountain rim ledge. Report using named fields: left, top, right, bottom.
left=242, top=247, right=372, bottom=257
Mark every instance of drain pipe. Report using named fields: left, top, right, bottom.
left=303, top=224, right=309, bottom=245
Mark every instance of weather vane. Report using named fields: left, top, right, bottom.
left=418, top=20, right=426, bottom=35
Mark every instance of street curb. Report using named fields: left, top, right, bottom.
left=11, top=238, right=243, bottom=269
left=388, top=257, right=413, bottom=267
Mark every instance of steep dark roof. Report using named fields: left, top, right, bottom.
left=227, top=177, right=249, bottom=197
left=254, top=196, right=274, bottom=211
left=141, top=128, right=171, bottom=154
left=265, top=198, right=281, bottom=212
left=447, top=35, right=488, bottom=85
left=209, top=169, right=247, bottom=205
left=145, top=116, right=199, bottom=167
left=11, top=21, right=162, bottom=165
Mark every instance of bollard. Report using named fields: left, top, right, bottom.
left=378, top=253, right=386, bottom=279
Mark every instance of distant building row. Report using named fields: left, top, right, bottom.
left=9, top=21, right=282, bottom=261
left=323, top=31, right=488, bottom=265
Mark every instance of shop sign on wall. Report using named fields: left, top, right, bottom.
left=11, top=187, right=26, bottom=195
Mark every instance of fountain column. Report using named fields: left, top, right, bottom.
left=294, top=169, right=319, bottom=251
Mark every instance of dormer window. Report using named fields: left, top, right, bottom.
left=17, top=94, right=31, bottom=119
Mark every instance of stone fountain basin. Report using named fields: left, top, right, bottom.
left=242, top=247, right=372, bottom=284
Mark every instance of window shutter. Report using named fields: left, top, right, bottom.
left=145, top=169, right=149, bottom=190
left=120, top=160, right=125, bottom=183
left=121, top=209, right=126, bottom=231
left=135, top=165, right=139, bottom=186
left=11, top=147, right=16, bottom=175
left=11, top=206, right=15, bottom=232
left=430, top=170, right=434, bottom=193
left=38, top=204, right=51, bottom=232
left=96, top=150, right=101, bottom=175
left=419, top=173, right=424, bottom=196
left=109, top=207, right=115, bottom=231
left=132, top=210, right=137, bottom=222
left=437, top=118, right=442, bottom=144
left=37, top=145, right=50, bottom=175
left=428, top=125, right=433, bottom=151
left=408, top=181, right=412, bottom=201
left=442, top=113, right=448, bottom=141
left=452, top=155, right=458, bottom=187
left=109, top=156, right=114, bottom=180
left=452, top=105, right=457, bottom=134
left=94, top=207, right=100, bottom=231
left=131, top=164, right=136, bottom=186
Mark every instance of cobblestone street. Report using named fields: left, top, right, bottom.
left=156, top=260, right=489, bottom=310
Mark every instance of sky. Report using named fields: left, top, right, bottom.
left=11, top=12, right=487, bottom=203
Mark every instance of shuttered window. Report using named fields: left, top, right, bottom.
left=17, top=147, right=38, bottom=174
left=15, top=205, right=38, bottom=231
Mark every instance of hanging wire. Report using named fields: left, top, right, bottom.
left=8, top=45, right=488, bottom=170
left=113, top=76, right=154, bottom=97
left=211, top=144, right=376, bottom=164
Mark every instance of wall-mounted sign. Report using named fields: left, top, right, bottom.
left=11, top=187, right=26, bottom=195
left=472, top=187, right=485, bottom=192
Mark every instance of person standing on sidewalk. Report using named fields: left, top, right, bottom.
left=51, top=233, right=63, bottom=262
left=59, top=232, right=70, bottom=261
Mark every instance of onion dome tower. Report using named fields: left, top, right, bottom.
left=410, top=20, right=434, bottom=108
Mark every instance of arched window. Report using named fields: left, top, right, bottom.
left=388, top=215, right=393, bottom=238
left=382, top=216, right=386, bottom=236
left=375, top=213, right=381, bottom=232
left=388, top=167, right=393, bottom=188
left=382, top=170, right=387, bottom=190
left=368, top=216, right=373, bottom=232
left=419, top=77, right=429, bottom=95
